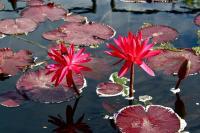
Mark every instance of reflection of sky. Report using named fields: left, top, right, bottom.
left=0, top=0, right=199, bottom=133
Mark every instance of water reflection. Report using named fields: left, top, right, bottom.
left=48, top=97, right=92, bottom=133
left=174, top=93, right=186, bottom=119
left=68, top=0, right=96, bottom=14
left=110, top=0, right=200, bottom=14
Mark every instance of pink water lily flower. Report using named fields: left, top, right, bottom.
left=105, top=31, right=161, bottom=77
left=46, top=43, right=91, bottom=87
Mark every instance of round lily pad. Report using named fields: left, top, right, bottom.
left=0, top=48, right=34, bottom=76
left=16, top=69, right=86, bottom=103
left=42, top=22, right=116, bottom=46
left=25, top=0, right=45, bottom=6
left=147, top=49, right=200, bottom=75
left=83, top=57, right=112, bottom=80
left=64, top=13, right=88, bottom=23
left=120, top=0, right=175, bottom=3
left=139, top=25, right=179, bottom=44
left=21, top=4, right=67, bottom=23
left=114, top=105, right=185, bottom=133
left=194, top=14, right=200, bottom=26
left=96, top=82, right=123, bottom=97
left=0, top=2, right=4, bottom=10
left=0, top=18, right=37, bottom=35
left=0, top=90, right=26, bottom=107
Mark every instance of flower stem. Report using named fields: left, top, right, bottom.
left=175, top=78, right=182, bottom=89
left=72, top=78, right=80, bottom=96
left=129, top=63, right=134, bottom=98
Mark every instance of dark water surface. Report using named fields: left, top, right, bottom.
left=0, top=0, right=200, bottom=132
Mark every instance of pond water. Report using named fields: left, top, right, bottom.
left=0, top=0, right=200, bottom=133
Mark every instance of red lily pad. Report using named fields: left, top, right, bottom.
left=64, top=13, right=88, bottom=23
left=0, top=2, right=4, bottom=10
left=114, top=105, right=184, bottom=133
left=96, top=82, right=123, bottom=97
left=21, top=4, right=67, bottom=23
left=147, top=49, right=200, bottom=75
left=194, top=14, right=200, bottom=26
left=0, top=48, right=34, bottom=76
left=139, top=25, right=178, bottom=44
left=120, top=0, right=175, bottom=3
left=42, top=22, right=116, bottom=46
left=83, top=57, right=112, bottom=80
left=0, top=18, right=37, bottom=35
left=16, top=69, right=86, bottom=103
left=25, top=0, right=45, bottom=6
left=0, top=90, right=26, bottom=107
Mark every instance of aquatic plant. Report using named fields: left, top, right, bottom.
left=147, top=48, right=200, bottom=75
left=105, top=32, right=161, bottom=98
left=16, top=69, right=86, bottom=103
left=46, top=43, right=91, bottom=95
left=139, top=24, right=179, bottom=44
left=21, top=2, right=67, bottom=23
left=0, top=18, right=37, bottom=35
left=114, top=105, right=186, bottom=133
left=0, top=48, right=34, bottom=78
left=43, top=21, right=116, bottom=46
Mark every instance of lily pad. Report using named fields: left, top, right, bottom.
left=0, top=2, right=4, bottom=10
left=0, top=18, right=37, bottom=35
left=114, top=105, right=186, bottom=133
left=64, top=13, right=88, bottom=23
left=0, top=48, right=34, bottom=76
left=16, top=69, right=86, bottom=103
left=96, top=82, right=123, bottom=97
left=139, top=25, right=179, bottom=44
left=83, top=57, right=112, bottom=80
left=42, top=22, right=116, bottom=46
left=147, top=49, right=200, bottom=75
left=21, top=3, right=67, bottom=23
left=0, top=90, right=26, bottom=107
left=194, top=14, right=200, bottom=26
left=25, top=0, right=45, bottom=6
left=120, top=0, right=176, bottom=3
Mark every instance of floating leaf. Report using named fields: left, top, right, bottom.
left=0, top=90, right=26, bottom=107
left=0, top=2, right=4, bottom=10
left=194, top=14, right=200, bottom=26
left=96, top=82, right=123, bottom=97
left=147, top=49, right=200, bottom=75
left=21, top=3, right=67, bottom=23
left=109, top=72, right=129, bottom=85
left=192, top=46, right=200, bottom=56
left=83, top=57, right=112, bottom=80
left=0, top=48, right=34, bottom=76
left=0, top=18, right=37, bottom=35
left=64, top=13, right=88, bottom=23
left=114, top=105, right=186, bottom=133
left=139, top=25, right=179, bottom=44
left=43, top=22, right=116, bottom=46
left=120, top=0, right=176, bottom=3
left=16, top=69, right=86, bottom=103
left=24, top=0, right=45, bottom=6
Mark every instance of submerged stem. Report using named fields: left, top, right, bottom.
left=129, top=63, right=134, bottom=98
left=12, top=35, right=47, bottom=50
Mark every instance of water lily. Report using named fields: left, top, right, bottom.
left=105, top=32, right=160, bottom=98
left=46, top=43, right=91, bottom=94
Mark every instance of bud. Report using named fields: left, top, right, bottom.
left=178, top=59, right=191, bottom=80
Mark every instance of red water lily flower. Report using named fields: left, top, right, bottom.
left=105, top=31, right=161, bottom=77
left=46, top=43, right=91, bottom=87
